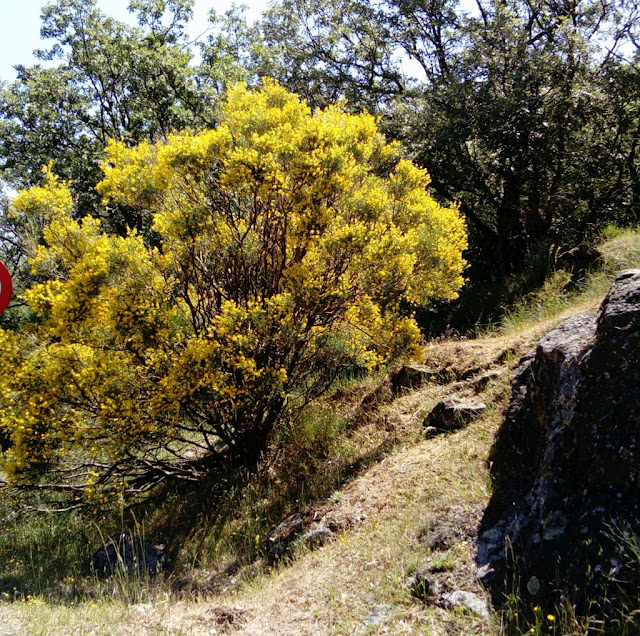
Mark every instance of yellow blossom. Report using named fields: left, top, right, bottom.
left=1, top=80, right=466, bottom=500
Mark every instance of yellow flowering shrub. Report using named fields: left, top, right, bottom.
left=0, top=80, right=466, bottom=500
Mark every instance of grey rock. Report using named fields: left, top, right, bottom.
left=479, top=270, right=640, bottom=615
left=267, top=513, right=338, bottom=563
left=438, top=590, right=490, bottom=618
left=92, top=532, right=166, bottom=578
left=476, top=563, right=494, bottom=580
left=410, top=568, right=441, bottom=599
left=297, top=527, right=334, bottom=549
left=597, top=269, right=640, bottom=335
left=356, top=604, right=392, bottom=633
left=266, top=514, right=304, bottom=563
left=423, top=397, right=486, bottom=436
left=471, top=369, right=505, bottom=393
left=391, top=365, right=450, bottom=394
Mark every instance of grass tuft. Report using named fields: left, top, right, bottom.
left=500, top=227, right=640, bottom=335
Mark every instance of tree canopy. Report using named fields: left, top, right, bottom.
left=223, top=0, right=640, bottom=275
left=0, top=0, right=204, bottom=232
left=0, top=0, right=214, bottom=327
left=0, top=81, right=466, bottom=503
left=3, top=0, right=640, bottom=297
left=1, top=0, right=640, bottom=344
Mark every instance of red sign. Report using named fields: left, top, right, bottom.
left=0, top=261, right=12, bottom=316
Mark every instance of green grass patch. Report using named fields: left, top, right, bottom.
left=500, top=227, right=640, bottom=334
left=0, top=502, right=91, bottom=602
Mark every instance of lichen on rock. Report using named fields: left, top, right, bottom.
left=478, top=270, right=640, bottom=622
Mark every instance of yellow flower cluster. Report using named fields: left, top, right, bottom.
left=0, top=80, right=467, bottom=494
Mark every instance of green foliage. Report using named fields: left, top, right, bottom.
left=499, top=270, right=574, bottom=333
left=174, top=409, right=355, bottom=567
left=0, top=504, right=91, bottom=602
left=0, top=81, right=466, bottom=505
left=499, top=228, right=640, bottom=333
left=0, top=0, right=205, bottom=231
left=601, top=224, right=635, bottom=241
left=395, top=0, right=639, bottom=274
left=198, top=5, right=260, bottom=97
left=4, top=0, right=640, bottom=335
left=0, top=494, right=168, bottom=606
left=255, top=0, right=403, bottom=112
left=426, top=551, right=456, bottom=573
left=241, top=0, right=640, bottom=278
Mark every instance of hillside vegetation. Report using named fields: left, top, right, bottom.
left=2, top=0, right=640, bottom=633
left=0, top=228, right=638, bottom=634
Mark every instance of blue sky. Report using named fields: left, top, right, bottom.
left=0, top=0, right=268, bottom=83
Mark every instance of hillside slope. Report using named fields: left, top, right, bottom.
left=0, top=328, right=544, bottom=635
left=2, top=229, right=639, bottom=635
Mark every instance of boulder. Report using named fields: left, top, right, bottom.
left=471, top=369, right=505, bottom=393
left=92, top=532, right=166, bottom=578
left=299, top=526, right=334, bottom=549
left=438, top=590, right=490, bottom=618
left=478, top=270, right=640, bottom=619
left=266, top=513, right=336, bottom=564
left=390, top=364, right=450, bottom=394
left=556, top=244, right=603, bottom=286
left=423, top=397, right=486, bottom=437
left=409, top=567, right=490, bottom=618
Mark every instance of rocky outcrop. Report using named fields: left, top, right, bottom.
left=478, top=270, right=640, bottom=620
left=266, top=513, right=338, bottom=563
left=390, top=364, right=451, bottom=394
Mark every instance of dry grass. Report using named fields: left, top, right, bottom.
left=0, top=319, right=607, bottom=635
left=4, top=230, right=638, bottom=635
left=0, top=332, right=526, bottom=635
left=499, top=228, right=640, bottom=336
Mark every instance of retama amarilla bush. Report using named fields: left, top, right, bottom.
left=0, top=80, right=467, bottom=505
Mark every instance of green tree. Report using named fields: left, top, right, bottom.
left=201, top=0, right=406, bottom=112
left=0, top=0, right=221, bottom=327
left=197, top=5, right=259, bottom=98
left=0, top=0, right=205, bottom=233
left=393, top=0, right=640, bottom=273
left=244, top=0, right=640, bottom=274
left=0, top=82, right=467, bottom=504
